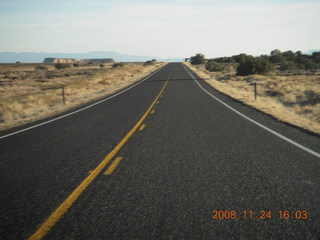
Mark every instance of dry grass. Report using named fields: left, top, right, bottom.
left=184, top=62, right=320, bottom=135
left=0, top=62, right=165, bottom=131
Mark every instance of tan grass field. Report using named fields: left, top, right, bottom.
left=184, top=62, right=320, bottom=135
left=0, top=62, right=165, bottom=131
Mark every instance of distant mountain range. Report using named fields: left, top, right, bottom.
left=0, top=51, right=183, bottom=63
left=303, top=49, right=320, bottom=55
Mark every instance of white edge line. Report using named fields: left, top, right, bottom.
left=0, top=64, right=167, bottom=140
left=184, top=65, right=320, bottom=159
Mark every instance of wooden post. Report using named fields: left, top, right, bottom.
left=62, top=85, right=66, bottom=104
left=254, top=81, right=257, bottom=100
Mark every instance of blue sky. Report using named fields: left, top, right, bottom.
left=0, top=0, right=319, bottom=58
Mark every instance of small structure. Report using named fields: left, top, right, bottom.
left=82, top=58, right=114, bottom=63
left=43, top=58, right=78, bottom=63
left=43, top=58, right=115, bottom=63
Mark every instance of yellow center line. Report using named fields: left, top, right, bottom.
left=28, top=79, right=169, bottom=240
left=139, top=124, right=146, bottom=131
left=103, top=157, right=123, bottom=175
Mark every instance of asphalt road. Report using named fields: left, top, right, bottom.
left=1, top=63, right=320, bottom=240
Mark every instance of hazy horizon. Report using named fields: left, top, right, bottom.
left=1, top=0, right=319, bottom=59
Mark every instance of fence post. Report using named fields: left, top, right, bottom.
left=254, top=81, right=257, bottom=100
left=62, top=85, right=66, bottom=104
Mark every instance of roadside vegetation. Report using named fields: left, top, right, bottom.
left=187, top=50, right=320, bottom=134
left=0, top=61, right=165, bottom=131
left=143, top=59, right=158, bottom=66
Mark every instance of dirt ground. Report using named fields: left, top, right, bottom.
left=0, top=62, right=165, bottom=131
left=184, top=62, right=320, bottom=135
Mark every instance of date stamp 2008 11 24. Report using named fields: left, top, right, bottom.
left=211, top=210, right=308, bottom=220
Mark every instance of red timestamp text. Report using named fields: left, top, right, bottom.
left=211, top=210, right=308, bottom=220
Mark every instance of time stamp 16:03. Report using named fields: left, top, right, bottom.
left=212, top=210, right=309, bottom=220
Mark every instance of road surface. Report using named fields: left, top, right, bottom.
left=1, top=63, right=320, bottom=239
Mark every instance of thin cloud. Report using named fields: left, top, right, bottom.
left=0, top=0, right=319, bottom=57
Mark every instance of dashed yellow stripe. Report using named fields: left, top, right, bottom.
left=139, top=124, right=146, bottom=131
left=103, top=157, right=123, bottom=175
left=28, top=79, right=169, bottom=240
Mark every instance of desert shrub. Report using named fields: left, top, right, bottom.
left=236, top=55, right=255, bottom=76
left=312, top=52, right=320, bottom=63
left=231, top=53, right=248, bottom=63
left=300, top=58, right=318, bottom=70
left=304, top=90, right=317, bottom=101
left=35, top=65, right=48, bottom=71
left=143, top=61, right=154, bottom=66
left=205, top=61, right=224, bottom=72
left=143, top=59, right=157, bottom=66
left=98, top=80, right=109, bottom=85
left=55, top=63, right=71, bottom=70
left=73, top=63, right=80, bottom=67
left=265, top=89, right=285, bottom=97
left=254, top=56, right=274, bottom=74
left=100, top=63, right=105, bottom=68
left=236, top=55, right=274, bottom=76
left=279, top=62, right=298, bottom=71
left=282, top=50, right=296, bottom=62
left=212, top=57, right=235, bottom=63
left=112, top=62, right=125, bottom=68
left=190, top=53, right=205, bottom=65
left=270, top=49, right=286, bottom=64
left=296, top=64, right=306, bottom=70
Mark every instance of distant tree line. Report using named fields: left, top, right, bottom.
left=190, top=50, right=320, bottom=76
left=190, top=54, right=206, bottom=65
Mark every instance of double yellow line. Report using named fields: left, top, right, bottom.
left=29, top=79, right=169, bottom=240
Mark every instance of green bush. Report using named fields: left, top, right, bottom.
left=55, top=63, right=71, bottom=70
left=304, top=90, right=317, bottom=101
left=236, top=55, right=255, bottom=76
left=282, top=50, right=296, bottom=62
left=312, top=52, right=320, bottom=63
left=236, top=55, right=274, bottom=76
left=212, top=57, right=235, bottom=63
left=143, top=60, right=154, bottom=66
left=254, top=56, right=274, bottom=74
left=270, top=49, right=286, bottom=64
left=205, top=61, right=224, bottom=72
left=112, top=62, right=125, bottom=68
left=35, top=65, right=48, bottom=71
left=231, top=53, right=247, bottom=63
left=295, top=57, right=318, bottom=70
left=280, top=61, right=298, bottom=71
left=190, top=53, right=205, bottom=65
